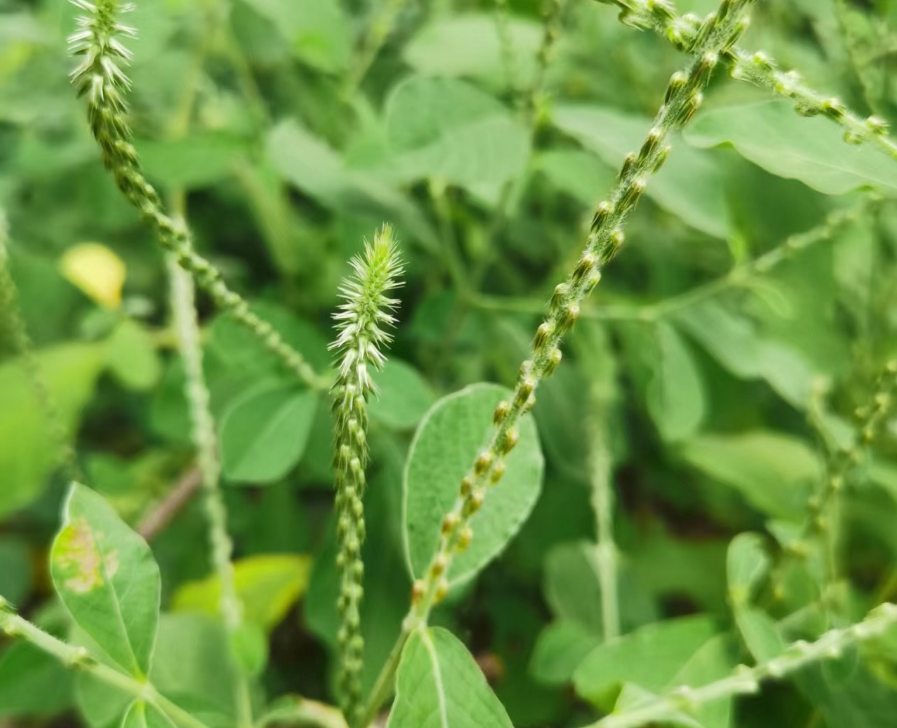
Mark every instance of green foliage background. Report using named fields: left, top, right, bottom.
left=2, top=0, right=897, bottom=726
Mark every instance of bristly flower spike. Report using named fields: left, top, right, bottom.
left=67, top=0, right=326, bottom=390
left=329, top=225, right=403, bottom=725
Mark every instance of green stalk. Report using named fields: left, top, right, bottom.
left=579, top=602, right=897, bottom=728
left=330, top=227, right=403, bottom=726
left=593, top=0, right=897, bottom=159
left=0, top=605, right=212, bottom=728
left=358, top=2, right=756, bottom=723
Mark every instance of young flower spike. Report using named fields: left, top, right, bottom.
left=330, top=225, right=403, bottom=725
left=68, top=0, right=326, bottom=390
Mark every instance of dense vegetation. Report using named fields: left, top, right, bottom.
left=2, top=0, right=897, bottom=727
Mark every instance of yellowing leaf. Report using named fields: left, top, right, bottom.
left=173, top=554, right=312, bottom=632
left=59, top=243, right=126, bottom=309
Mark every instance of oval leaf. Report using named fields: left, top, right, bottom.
left=686, top=101, right=897, bottom=196
left=646, top=323, right=706, bottom=443
left=387, top=627, right=514, bottom=728
left=368, top=358, right=436, bottom=431
left=403, top=383, right=544, bottom=585
left=219, top=381, right=318, bottom=484
left=50, top=483, right=161, bottom=677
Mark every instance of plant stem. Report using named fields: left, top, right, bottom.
left=588, top=389, right=620, bottom=641
left=469, top=197, right=873, bottom=323
left=358, top=3, right=755, bottom=722
left=596, top=0, right=897, bottom=158
left=344, top=0, right=411, bottom=97
left=0, top=607, right=212, bottom=728
left=579, top=602, right=897, bottom=728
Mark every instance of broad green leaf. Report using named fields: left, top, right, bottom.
left=237, top=0, right=351, bottom=72
left=384, top=76, right=530, bottom=198
left=121, top=701, right=175, bottom=728
left=686, top=101, right=897, bottom=196
left=0, top=642, right=74, bottom=719
left=403, top=383, right=544, bottom=586
left=0, top=343, right=105, bottom=518
left=138, top=134, right=249, bottom=189
left=105, top=319, right=161, bottom=392
left=51, top=483, right=161, bottom=677
left=552, top=105, right=731, bottom=237
left=543, top=541, right=605, bottom=635
left=679, top=431, right=821, bottom=519
left=667, top=635, right=739, bottom=728
left=726, top=533, right=771, bottom=608
left=267, top=120, right=439, bottom=250
left=535, top=149, right=616, bottom=207
left=387, top=627, right=514, bottom=728
left=403, top=13, right=542, bottom=88
left=172, top=554, right=312, bottom=631
left=530, top=620, right=602, bottom=686
left=673, top=303, right=815, bottom=409
left=574, top=616, right=719, bottom=708
left=368, top=358, right=436, bottom=431
left=646, top=323, right=706, bottom=442
left=219, top=381, right=318, bottom=484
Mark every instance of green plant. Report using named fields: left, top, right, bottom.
left=3, top=0, right=897, bottom=727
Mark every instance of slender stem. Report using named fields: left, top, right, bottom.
left=137, top=466, right=203, bottom=541
left=0, top=608, right=211, bottom=728
left=343, top=0, right=411, bottom=97
left=355, top=629, right=411, bottom=728
left=579, top=602, right=897, bottom=728
left=469, top=197, right=873, bottom=323
left=492, top=0, right=520, bottom=102
left=588, top=389, right=619, bottom=641
left=358, top=4, right=756, bottom=722
left=597, top=0, right=897, bottom=159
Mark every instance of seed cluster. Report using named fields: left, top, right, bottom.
left=406, top=0, right=756, bottom=628
left=329, top=227, right=403, bottom=724
left=594, top=0, right=897, bottom=158
left=68, top=0, right=325, bottom=390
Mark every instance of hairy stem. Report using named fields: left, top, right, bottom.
left=580, top=602, right=897, bottom=728
left=359, top=2, right=756, bottom=723
left=0, top=605, right=212, bottom=728
left=593, top=0, right=897, bottom=159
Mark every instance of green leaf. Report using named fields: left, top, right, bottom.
left=679, top=431, right=820, bottom=519
left=105, top=319, right=161, bottom=392
left=219, top=381, right=318, bottom=484
left=530, top=620, right=602, bottom=686
left=726, top=533, right=771, bottom=608
left=535, top=149, right=616, bottom=207
left=237, top=0, right=351, bottom=72
left=0, top=537, right=32, bottom=604
left=574, top=616, right=719, bottom=708
left=403, top=13, right=542, bottom=88
left=368, top=358, right=436, bottom=431
left=384, top=76, right=530, bottom=199
left=403, top=383, right=544, bottom=586
left=267, top=119, right=439, bottom=251
left=0, top=343, right=105, bottom=518
left=543, top=541, right=605, bottom=636
left=138, top=134, right=249, bottom=189
left=686, top=101, right=897, bottom=196
left=50, top=483, right=161, bottom=677
left=666, top=635, right=739, bottom=728
left=387, top=627, right=514, bottom=728
left=121, top=701, right=175, bottom=728
left=552, top=105, right=731, bottom=237
left=646, top=323, right=706, bottom=443
left=0, top=642, right=74, bottom=719
left=172, top=554, right=312, bottom=632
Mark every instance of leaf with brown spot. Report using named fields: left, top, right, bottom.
left=51, top=483, right=161, bottom=677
